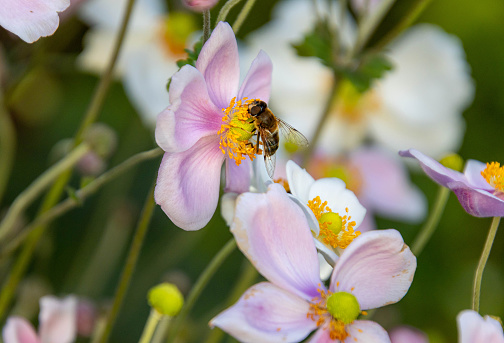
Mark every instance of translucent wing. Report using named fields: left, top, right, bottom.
left=264, top=151, right=276, bottom=179
left=277, top=118, right=309, bottom=148
left=258, top=127, right=277, bottom=179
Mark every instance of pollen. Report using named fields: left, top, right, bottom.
left=307, top=196, right=361, bottom=249
left=274, top=178, right=290, bottom=193
left=307, top=289, right=350, bottom=341
left=481, top=162, right=504, bottom=193
left=218, top=97, right=259, bottom=165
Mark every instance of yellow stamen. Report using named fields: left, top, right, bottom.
left=481, top=162, right=504, bottom=193
left=307, top=196, right=361, bottom=249
left=273, top=178, right=290, bottom=193
left=218, top=97, right=259, bottom=165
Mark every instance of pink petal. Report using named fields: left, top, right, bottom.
left=38, top=296, right=77, bottom=343
left=352, top=148, right=426, bottom=222
left=330, top=230, right=416, bottom=310
left=0, top=0, right=70, bottom=43
left=196, top=22, right=239, bottom=109
left=286, top=160, right=315, bottom=203
left=2, top=317, right=40, bottom=343
left=307, top=327, right=333, bottom=343
left=448, top=181, right=504, bottom=217
left=155, top=65, right=222, bottom=153
left=210, top=282, right=316, bottom=342
left=224, top=158, right=251, bottom=194
left=231, top=183, right=323, bottom=300
left=389, top=326, right=428, bottom=343
left=464, top=159, right=493, bottom=190
left=399, top=149, right=466, bottom=187
left=237, top=50, right=273, bottom=103
left=458, top=310, right=504, bottom=343
left=345, top=320, right=391, bottom=343
left=155, top=135, right=224, bottom=231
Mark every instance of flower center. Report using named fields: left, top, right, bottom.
left=333, top=80, right=379, bottom=123
left=439, top=153, right=464, bottom=172
left=273, top=178, right=290, bottom=193
left=218, top=97, right=259, bottom=166
left=307, top=288, right=363, bottom=341
left=481, top=162, right=504, bottom=193
left=160, top=12, right=197, bottom=57
left=307, top=196, right=360, bottom=249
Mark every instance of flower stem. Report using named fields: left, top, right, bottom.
left=0, top=95, right=16, bottom=207
left=302, top=76, right=339, bottom=167
left=0, top=148, right=163, bottom=260
left=0, top=0, right=137, bottom=322
left=472, top=216, right=501, bottom=313
left=0, top=143, right=91, bottom=242
left=98, top=181, right=157, bottom=343
left=203, top=10, right=211, bottom=44
left=139, top=309, right=164, bottom=343
left=165, top=238, right=237, bottom=343
left=411, top=186, right=450, bottom=256
left=216, top=0, right=243, bottom=23
left=232, top=0, right=256, bottom=34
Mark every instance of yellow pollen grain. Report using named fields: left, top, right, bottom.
left=307, top=197, right=361, bottom=249
left=218, top=97, right=259, bottom=166
left=481, top=162, right=504, bottom=192
left=274, top=178, right=290, bottom=193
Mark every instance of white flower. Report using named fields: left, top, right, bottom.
left=78, top=0, right=196, bottom=126
left=244, top=0, right=474, bottom=158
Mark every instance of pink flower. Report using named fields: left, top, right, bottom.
left=155, top=21, right=272, bottom=230
left=0, top=0, right=70, bottom=43
left=2, top=296, right=77, bottom=343
left=183, top=0, right=219, bottom=12
left=389, top=326, right=428, bottom=343
left=210, top=184, right=416, bottom=342
left=400, top=149, right=504, bottom=217
left=457, top=310, right=504, bottom=343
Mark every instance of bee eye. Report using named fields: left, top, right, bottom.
left=250, top=105, right=261, bottom=116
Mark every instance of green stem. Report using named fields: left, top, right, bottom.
left=139, top=309, right=163, bottom=343
left=472, top=216, right=501, bottom=312
left=216, top=0, right=243, bottom=23
left=166, top=238, right=237, bottom=343
left=98, top=181, right=157, bottom=343
left=0, top=0, right=138, bottom=322
left=232, top=0, right=256, bottom=34
left=0, top=143, right=90, bottom=242
left=0, top=148, right=163, bottom=259
left=411, top=186, right=450, bottom=256
left=372, top=0, right=434, bottom=51
left=302, top=76, right=338, bottom=167
left=203, top=10, right=211, bottom=44
left=0, top=96, right=16, bottom=206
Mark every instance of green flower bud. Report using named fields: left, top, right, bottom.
left=83, top=123, right=118, bottom=158
left=439, top=153, right=464, bottom=172
left=148, top=283, right=184, bottom=316
left=326, top=292, right=360, bottom=324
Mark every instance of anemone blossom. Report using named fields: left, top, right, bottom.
left=211, top=184, right=416, bottom=343
left=155, top=21, right=272, bottom=231
left=457, top=310, right=504, bottom=343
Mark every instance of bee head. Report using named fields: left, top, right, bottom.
left=248, top=100, right=267, bottom=117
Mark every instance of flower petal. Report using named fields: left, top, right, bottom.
left=458, top=310, right=504, bottom=343
left=351, top=147, right=426, bottom=222
left=464, top=159, right=493, bottom=190
left=196, top=22, right=239, bottom=109
left=38, top=296, right=77, bottom=343
left=330, top=230, right=416, bottom=310
left=220, top=192, right=238, bottom=227
left=2, top=317, right=40, bottom=343
left=238, top=50, right=273, bottom=103
left=0, top=0, right=70, bottom=43
left=231, top=183, right=322, bottom=300
left=210, top=282, right=316, bottom=343
left=447, top=181, right=504, bottom=217
left=155, top=135, right=224, bottom=231
left=399, top=149, right=466, bottom=187
left=308, top=178, right=367, bottom=228
left=155, top=65, right=222, bottom=153
left=389, top=326, right=429, bottom=343
left=286, top=160, right=315, bottom=203
left=225, top=158, right=251, bottom=194
left=346, top=320, right=391, bottom=343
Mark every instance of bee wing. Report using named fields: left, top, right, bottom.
left=277, top=119, right=309, bottom=148
left=257, top=127, right=277, bottom=179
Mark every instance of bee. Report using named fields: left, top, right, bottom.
left=247, top=100, right=309, bottom=178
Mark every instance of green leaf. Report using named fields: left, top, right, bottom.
left=339, top=54, right=394, bottom=93
left=291, top=19, right=334, bottom=67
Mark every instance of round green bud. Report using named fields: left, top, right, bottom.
left=439, top=153, right=464, bottom=172
left=148, top=283, right=184, bottom=316
left=326, top=292, right=360, bottom=324
left=83, top=123, right=118, bottom=158
left=319, top=212, right=342, bottom=234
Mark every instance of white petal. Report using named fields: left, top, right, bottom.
left=38, top=296, right=77, bottom=343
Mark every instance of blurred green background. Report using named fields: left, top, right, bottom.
left=1, top=0, right=504, bottom=342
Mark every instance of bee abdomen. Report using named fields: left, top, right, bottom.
left=264, top=131, right=279, bottom=154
